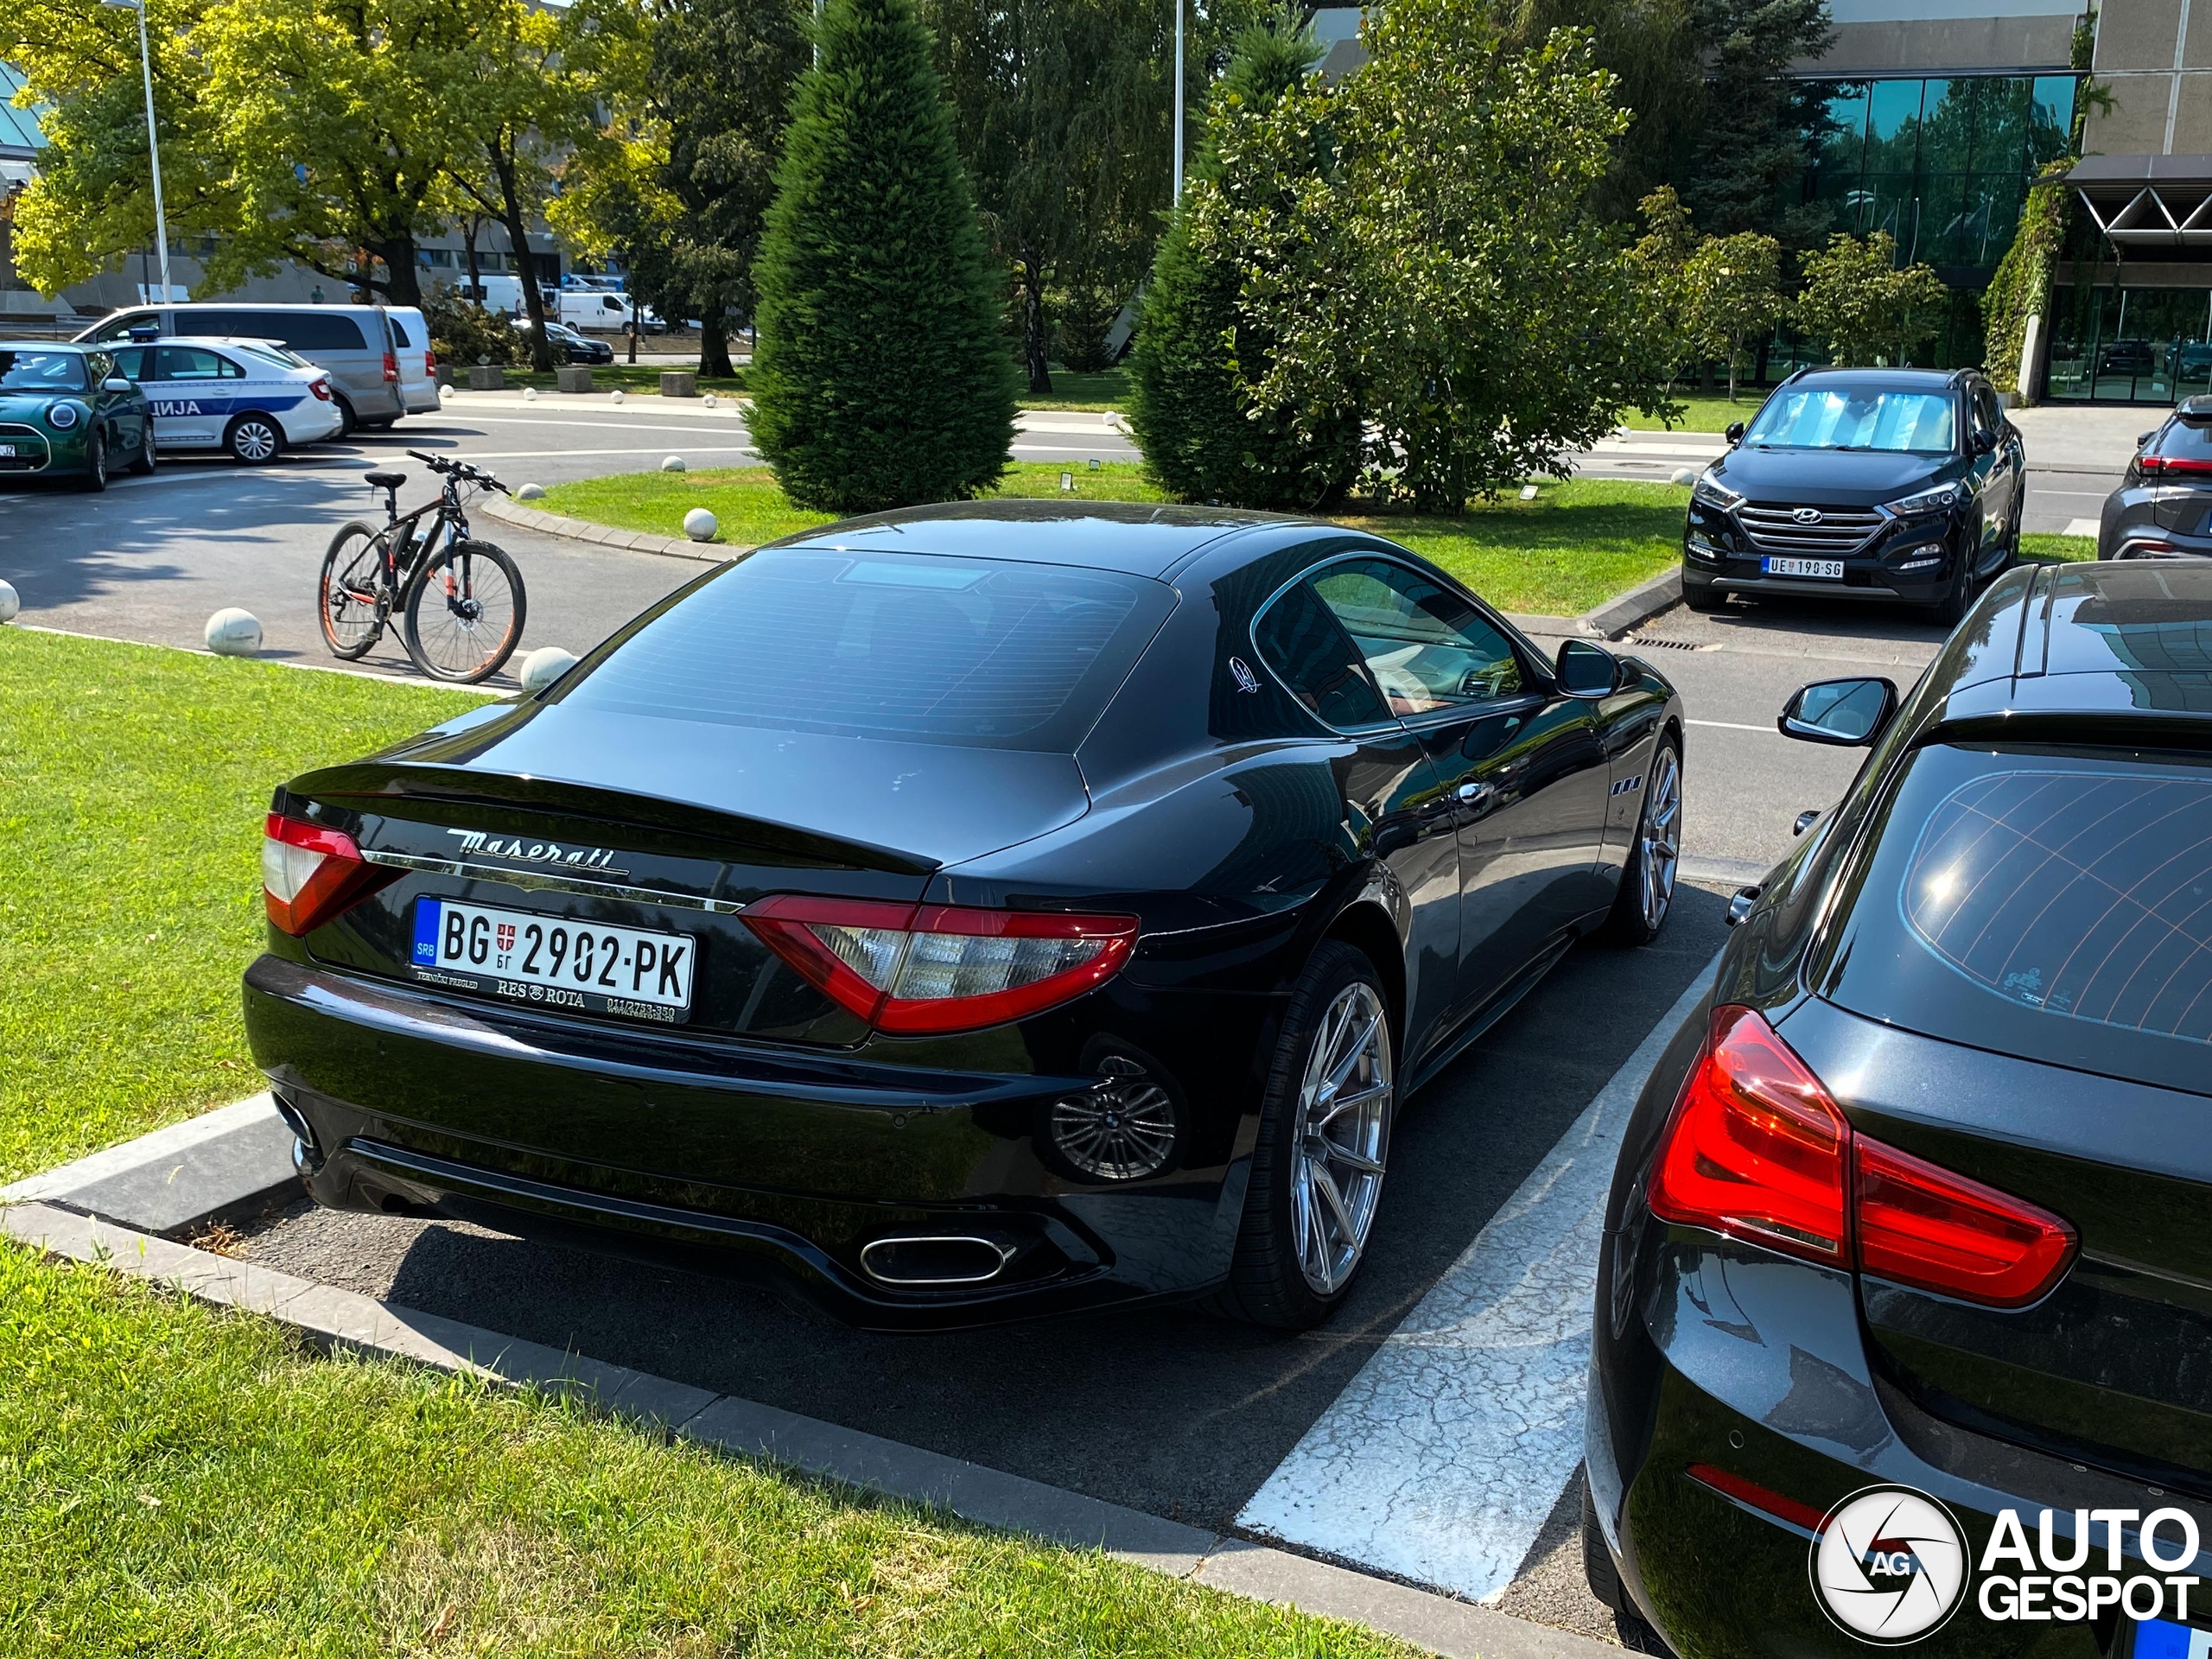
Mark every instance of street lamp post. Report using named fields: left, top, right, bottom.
left=1171, top=0, right=1185, bottom=205
left=102, top=0, right=172, bottom=303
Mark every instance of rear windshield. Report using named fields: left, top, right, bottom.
left=0, top=350, right=88, bottom=391
left=2152, top=416, right=2212, bottom=469
left=563, top=548, right=1170, bottom=749
left=1745, top=388, right=1957, bottom=454
left=1817, top=743, right=2212, bottom=1096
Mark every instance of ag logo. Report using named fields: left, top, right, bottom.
left=1810, top=1484, right=1968, bottom=1644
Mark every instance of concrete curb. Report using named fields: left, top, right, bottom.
left=479, top=490, right=746, bottom=563
left=1574, top=567, right=1682, bottom=640
left=0, top=1197, right=1624, bottom=1659
left=1, top=1094, right=299, bottom=1235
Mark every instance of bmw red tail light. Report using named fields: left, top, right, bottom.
left=1649, top=1006, right=2077, bottom=1307
left=308, top=378, right=333, bottom=402
left=744, top=896, right=1138, bottom=1034
left=260, top=812, right=391, bottom=936
left=382, top=350, right=399, bottom=384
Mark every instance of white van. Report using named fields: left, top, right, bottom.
left=75, top=302, right=433, bottom=433
left=556, top=289, right=671, bottom=334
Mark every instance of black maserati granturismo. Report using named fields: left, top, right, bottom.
left=245, top=500, right=1686, bottom=1330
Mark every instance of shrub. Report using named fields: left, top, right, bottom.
left=422, top=285, right=521, bottom=369
left=747, top=0, right=1015, bottom=512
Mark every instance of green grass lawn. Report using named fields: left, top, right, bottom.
left=0, top=631, right=487, bottom=1183
left=2024, top=532, right=2096, bottom=562
left=499, top=362, right=749, bottom=397
left=1618, top=390, right=1773, bottom=433
left=0, top=1249, right=1408, bottom=1658
left=0, top=627, right=1410, bottom=1656
left=1018, top=364, right=1130, bottom=410
left=541, top=466, right=1691, bottom=617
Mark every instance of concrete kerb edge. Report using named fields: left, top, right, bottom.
left=477, top=489, right=740, bottom=564
left=1575, top=566, right=1682, bottom=640
left=0, top=1195, right=1624, bottom=1659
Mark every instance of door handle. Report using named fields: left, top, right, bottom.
left=1456, top=779, right=1495, bottom=806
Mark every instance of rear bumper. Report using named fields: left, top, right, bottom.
left=400, top=384, right=440, bottom=415
left=243, top=953, right=1256, bottom=1329
left=1587, top=1229, right=2206, bottom=1655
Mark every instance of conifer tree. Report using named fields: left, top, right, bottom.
left=747, top=0, right=1015, bottom=511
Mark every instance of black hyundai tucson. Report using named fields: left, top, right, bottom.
left=1586, top=559, right=2212, bottom=1656
left=1681, top=366, right=2028, bottom=625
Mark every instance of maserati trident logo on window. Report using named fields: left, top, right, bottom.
left=447, top=829, right=630, bottom=877
left=1793, top=507, right=1826, bottom=524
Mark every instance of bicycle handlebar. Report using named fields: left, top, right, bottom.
left=404, top=449, right=510, bottom=495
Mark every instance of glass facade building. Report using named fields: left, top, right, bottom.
left=2044, top=287, right=2212, bottom=404
left=1809, top=75, right=2078, bottom=277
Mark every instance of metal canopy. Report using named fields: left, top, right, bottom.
left=2070, top=155, right=2212, bottom=247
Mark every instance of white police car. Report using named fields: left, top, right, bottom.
left=105, top=335, right=345, bottom=464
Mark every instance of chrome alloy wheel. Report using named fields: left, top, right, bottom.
left=1289, top=981, right=1393, bottom=1296
left=231, top=418, right=279, bottom=463
left=1638, top=744, right=1682, bottom=932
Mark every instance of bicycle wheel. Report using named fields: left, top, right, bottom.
left=319, top=520, right=391, bottom=659
left=402, top=538, right=526, bottom=683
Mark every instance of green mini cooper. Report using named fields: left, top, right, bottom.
left=0, top=343, right=156, bottom=491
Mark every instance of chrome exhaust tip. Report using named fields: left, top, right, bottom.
left=858, top=1235, right=1015, bottom=1287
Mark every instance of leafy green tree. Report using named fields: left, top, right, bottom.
left=1628, top=184, right=1700, bottom=395
left=1124, top=5, right=1361, bottom=509
left=1682, top=230, right=1784, bottom=401
left=1319, top=5, right=1678, bottom=509
left=1680, top=0, right=1834, bottom=246
left=1503, top=0, right=1706, bottom=222
left=747, top=0, right=1015, bottom=510
left=1796, top=231, right=1948, bottom=366
left=925, top=0, right=1172, bottom=396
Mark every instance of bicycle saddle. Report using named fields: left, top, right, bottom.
left=363, top=471, right=409, bottom=490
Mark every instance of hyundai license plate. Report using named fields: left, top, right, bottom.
left=1763, top=556, right=1844, bottom=580
left=411, top=897, right=694, bottom=1022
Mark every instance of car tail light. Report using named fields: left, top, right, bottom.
left=260, top=812, right=391, bottom=936
left=744, top=895, right=1138, bottom=1034
left=425, top=350, right=437, bottom=376
left=1855, top=1139, right=2076, bottom=1308
left=1649, top=1005, right=1850, bottom=1264
left=1649, top=1007, right=2077, bottom=1306
left=308, top=378, right=332, bottom=402
left=2139, top=454, right=2212, bottom=476
left=382, top=351, right=399, bottom=383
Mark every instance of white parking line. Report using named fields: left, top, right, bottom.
left=1688, top=717, right=1775, bottom=734
left=1236, top=950, right=1720, bottom=1602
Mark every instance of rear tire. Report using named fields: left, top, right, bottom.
left=1583, top=1478, right=1677, bottom=1656
left=1211, top=941, right=1395, bottom=1330
left=319, top=520, right=390, bottom=659
left=333, top=395, right=357, bottom=440
left=130, top=423, right=157, bottom=476
left=1604, top=736, right=1681, bottom=945
left=401, top=539, right=526, bottom=683
left=226, top=414, right=282, bottom=465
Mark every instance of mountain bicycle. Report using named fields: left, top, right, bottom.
left=317, top=451, right=527, bottom=683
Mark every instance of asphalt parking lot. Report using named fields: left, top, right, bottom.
left=0, top=388, right=2015, bottom=1646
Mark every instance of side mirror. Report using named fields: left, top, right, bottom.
left=1556, top=638, right=1620, bottom=697
left=1973, top=429, right=1997, bottom=455
left=1779, top=677, right=1897, bottom=747
left=103, top=377, right=134, bottom=394
left=1725, top=421, right=1746, bottom=444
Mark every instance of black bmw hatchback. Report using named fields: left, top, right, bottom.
left=1682, top=366, right=2027, bottom=625
left=245, top=502, right=1686, bottom=1330
left=1586, top=560, right=2212, bottom=1655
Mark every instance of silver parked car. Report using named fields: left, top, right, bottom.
left=74, top=302, right=436, bottom=435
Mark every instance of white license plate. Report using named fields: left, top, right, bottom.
left=410, top=897, right=694, bottom=1020
left=1763, top=556, right=1844, bottom=580
left=0, top=445, right=15, bottom=458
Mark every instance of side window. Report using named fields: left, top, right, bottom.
left=109, top=348, right=147, bottom=381
left=97, top=311, right=155, bottom=342
left=387, top=315, right=411, bottom=348
left=215, top=353, right=245, bottom=379
left=156, top=346, right=226, bottom=382
left=1252, top=581, right=1391, bottom=730
left=1310, top=559, right=1523, bottom=717
left=1973, top=387, right=1999, bottom=437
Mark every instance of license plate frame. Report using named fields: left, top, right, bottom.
left=410, top=896, right=696, bottom=1024
left=1762, top=556, right=1845, bottom=580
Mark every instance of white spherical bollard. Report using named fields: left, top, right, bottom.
left=518, top=645, right=577, bottom=694
left=702, top=394, right=718, bottom=409
left=661, top=455, right=686, bottom=473
left=204, top=607, right=262, bottom=657
left=1669, top=467, right=1698, bottom=486
left=610, top=388, right=626, bottom=405
left=683, top=508, right=719, bottom=543
left=438, top=384, right=455, bottom=402
left=523, top=385, right=539, bottom=402
left=515, top=482, right=547, bottom=501
left=0, top=578, right=18, bottom=624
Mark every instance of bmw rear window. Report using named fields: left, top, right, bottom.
left=564, top=548, right=1172, bottom=749
left=1816, top=743, right=2212, bottom=1095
